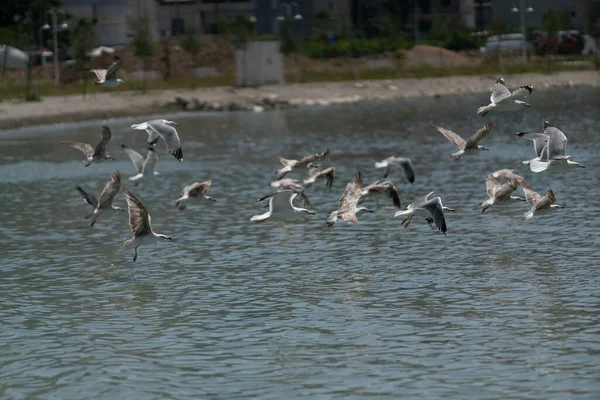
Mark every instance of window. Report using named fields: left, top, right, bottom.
left=172, top=17, right=185, bottom=35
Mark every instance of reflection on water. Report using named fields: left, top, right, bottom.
left=1, top=87, right=599, bottom=399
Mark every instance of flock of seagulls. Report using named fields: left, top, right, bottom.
left=67, top=74, right=584, bottom=262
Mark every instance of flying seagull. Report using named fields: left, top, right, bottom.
left=477, top=174, right=524, bottom=212
left=490, top=169, right=526, bottom=185
left=374, top=156, right=415, bottom=181
left=275, top=148, right=331, bottom=180
left=175, top=180, right=216, bottom=210
left=91, top=56, right=124, bottom=87
left=131, top=119, right=183, bottom=162
left=269, top=178, right=312, bottom=208
left=61, top=125, right=115, bottom=167
left=432, top=120, right=493, bottom=160
left=75, top=170, right=125, bottom=226
left=515, top=130, right=549, bottom=165
left=528, top=121, right=585, bottom=173
left=360, top=180, right=402, bottom=209
left=477, top=77, right=533, bottom=116
left=326, top=171, right=373, bottom=227
left=121, top=144, right=161, bottom=185
left=303, top=163, right=335, bottom=189
left=250, top=190, right=316, bottom=224
left=394, top=192, right=455, bottom=235
left=519, top=182, right=564, bottom=220
left=121, top=187, right=172, bottom=262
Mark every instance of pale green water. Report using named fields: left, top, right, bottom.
left=0, top=87, right=599, bottom=399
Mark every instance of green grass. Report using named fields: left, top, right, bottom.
left=0, top=58, right=595, bottom=102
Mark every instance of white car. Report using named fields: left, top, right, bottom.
left=480, top=33, right=529, bottom=53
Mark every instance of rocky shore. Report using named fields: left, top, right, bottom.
left=0, top=71, right=598, bottom=130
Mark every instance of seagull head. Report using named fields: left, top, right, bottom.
left=164, top=120, right=179, bottom=126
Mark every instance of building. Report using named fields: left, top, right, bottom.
left=409, top=0, right=492, bottom=38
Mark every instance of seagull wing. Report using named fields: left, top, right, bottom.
left=489, top=78, right=512, bottom=103
left=515, top=131, right=548, bottom=157
left=141, top=147, right=158, bottom=174
left=491, top=169, right=525, bottom=185
left=121, top=144, right=145, bottom=173
left=279, top=157, right=298, bottom=167
left=97, top=171, right=121, bottom=208
left=185, top=181, right=212, bottom=197
left=294, top=148, right=331, bottom=168
left=104, top=56, right=122, bottom=81
left=485, top=174, right=501, bottom=198
left=536, top=189, right=556, bottom=209
left=122, top=186, right=152, bottom=237
left=76, top=185, right=98, bottom=208
left=421, top=197, right=447, bottom=234
left=93, top=125, right=112, bottom=158
left=544, top=125, right=568, bottom=159
left=90, top=69, right=107, bottom=82
left=317, top=166, right=335, bottom=188
left=61, top=141, right=94, bottom=158
left=520, top=182, right=542, bottom=206
left=431, top=122, right=466, bottom=149
left=363, top=181, right=401, bottom=208
left=395, top=158, right=415, bottom=183
left=505, top=85, right=533, bottom=102
left=465, top=120, right=493, bottom=148
left=335, top=171, right=363, bottom=224
left=148, top=120, right=183, bottom=161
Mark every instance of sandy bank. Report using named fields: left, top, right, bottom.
left=0, top=71, right=598, bottom=130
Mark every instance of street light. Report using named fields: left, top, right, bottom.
left=43, top=8, right=68, bottom=86
left=277, top=2, right=302, bottom=22
left=511, top=0, right=534, bottom=64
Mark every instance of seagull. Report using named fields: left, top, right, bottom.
left=121, top=187, right=172, bottom=262
left=477, top=77, right=533, bottom=116
left=432, top=120, right=493, bottom=160
left=394, top=192, right=455, bottom=235
left=131, top=119, right=183, bottom=162
left=250, top=190, right=316, bottom=224
left=528, top=121, right=585, bottom=173
left=326, top=171, right=373, bottom=227
left=275, top=148, right=330, bottom=180
left=269, top=178, right=312, bottom=208
left=490, top=169, right=526, bottom=186
left=374, top=156, right=415, bottom=181
left=360, top=180, right=402, bottom=209
left=519, top=182, right=564, bottom=220
left=303, top=163, right=335, bottom=188
left=61, top=125, right=115, bottom=167
left=75, top=170, right=125, bottom=226
left=91, top=56, right=124, bottom=87
left=477, top=174, right=523, bottom=212
left=515, top=130, right=548, bottom=165
left=175, top=181, right=216, bottom=210
left=121, top=144, right=161, bottom=185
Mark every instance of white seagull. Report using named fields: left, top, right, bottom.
left=477, top=174, right=523, bottom=212
left=519, top=181, right=564, bottom=220
left=61, top=125, right=115, bottom=167
left=303, top=163, right=335, bottom=188
left=515, top=130, right=548, bottom=165
left=327, top=171, right=373, bottom=227
left=275, top=149, right=330, bottom=180
left=175, top=181, right=216, bottom=210
left=528, top=121, right=585, bottom=173
left=394, top=192, right=455, bottom=235
left=121, top=187, right=172, bottom=262
left=477, top=77, right=533, bottom=116
left=131, top=119, right=183, bottom=162
left=91, top=56, right=124, bottom=87
left=432, top=120, right=493, bottom=160
left=121, top=144, right=161, bottom=185
left=374, top=156, right=415, bottom=182
left=269, top=178, right=312, bottom=208
left=76, top=170, right=125, bottom=226
left=251, top=190, right=316, bottom=224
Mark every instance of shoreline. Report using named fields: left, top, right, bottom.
left=1, top=71, right=598, bottom=131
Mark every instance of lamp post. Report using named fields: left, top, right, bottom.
left=511, top=0, right=534, bottom=64
left=276, top=2, right=302, bottom=82
left=42, top=8, right=68, bottom=86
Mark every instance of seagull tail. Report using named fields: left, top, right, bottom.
left=131, top=122, right=148, bottom=130
left=121, top=238, right=134, bottom=248
left=529, top=159, right=549, bottom=173
left=175, top=195, right=189, bottom=210
left=129, top=173, right=144, bottom=182
left=522, top=207, right=536, bottom=221
left=477, top=104, right=493, bottom=116
left=479, top=198, right=494, bottom=212
left=374, top=161, right=387, bottom=169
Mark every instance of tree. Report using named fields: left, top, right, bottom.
left=131, top=15, right=154, bottom=91
left=180, top=29, right=201, bottom=66
left=71, top=17, right=96, bottom=95
left=541, top=9, right=573, bottom=55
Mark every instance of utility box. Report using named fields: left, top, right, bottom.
left=236, top=41, right=284, bottom=87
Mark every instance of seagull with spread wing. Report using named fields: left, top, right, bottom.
left=275, top=149, right=330, bottom=180
left=528, top=121, right=585, bottom=173
left=303, top=163, right=335, bottom=189
left=131, top=119, right=183, bottom=162
left=75, top=171, right=125, bottom=226
left=91, top=56, right=124, bottom=87
left=477, top=174, right=524, bottom=212
left=518, top=180, right=564, bottom=220
left=477, top=77, right=533, bottom=116
left=61, top=125, right=115, bottom=167
left=175, top=181, right=216, bottom=210
left=432, top=120, right=493, bottom=160
left=515, top=130, right=549, bottom=165
left=394, top=192, right=455, bottom=235
left=250, top=190, right=315, bottom=224
left=121, top=187, right=172, bottom=262
left=327, top=171, right=373, bottom=227
left=121, top=144, right=161, bottom=185
left=269, top=178, right=312, bottom=209
left=374, top=156, right=415, bottom=181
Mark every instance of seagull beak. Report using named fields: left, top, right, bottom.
left=525, top=103, right=532, bottom=108
left=308, top=211, right=316, bottom=215
left=174, top=122, right=179, bottom=126
left=447, top=208, right=456, bottom=212
left=579, top=164, right=585, bottom=168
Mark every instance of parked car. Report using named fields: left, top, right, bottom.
left=533, top=30, right=585, bottom=55
left=480, top=33, right=529, bottom=53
